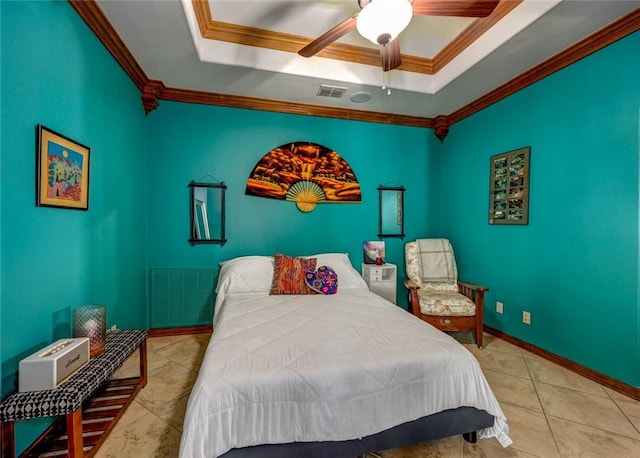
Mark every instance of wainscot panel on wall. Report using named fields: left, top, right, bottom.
left=1, top=0, right=147, bottom=453
left=146, top=101, right=441, bottom=313
left=440, top=31, right=640, bottom=386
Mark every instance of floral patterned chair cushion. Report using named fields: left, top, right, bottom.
left=416, top=289, right=476, bottom=316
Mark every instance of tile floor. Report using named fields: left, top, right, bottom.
left=95, top=332, right=640, bottom=458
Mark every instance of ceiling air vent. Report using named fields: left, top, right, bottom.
left=316, top=84, right=348, bottom=98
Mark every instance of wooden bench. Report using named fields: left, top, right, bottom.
left=0, top=329, right=147, bottom=457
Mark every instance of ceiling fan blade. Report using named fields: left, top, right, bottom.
left=412, top=0, right=499, bottom=18
left=298, top=14, right=358, bottom=58
left=380, top=38, right=401, bottom=72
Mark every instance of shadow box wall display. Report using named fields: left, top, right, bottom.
left=489, top=146, right=530, bottom=225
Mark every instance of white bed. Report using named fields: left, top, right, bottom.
left=180, top=254, right=510, bottom=457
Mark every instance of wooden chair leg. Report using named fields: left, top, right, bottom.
left=475, top=317, right=483, bottom=348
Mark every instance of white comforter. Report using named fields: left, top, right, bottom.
left=180, top=289, right=509, bottom=457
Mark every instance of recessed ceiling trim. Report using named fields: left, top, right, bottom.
left=206, top=21, right=388, bottom=69
left=160, top=86, right=432, bottom=128
left=449, top=6, right=640, bottom=125
left=433, top=0, right=522, bottom=73
left=185, top=0, right=553, bottom=94
left=190, top=0, right=519, bottom=76
left=73, top=1, right=640, bottom=131
left=431, top=0, right=562, bottom=93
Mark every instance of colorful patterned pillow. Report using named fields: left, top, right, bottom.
left=270, top=254, right=317, bottom=295
left=304, top=266, right=338, bottom=295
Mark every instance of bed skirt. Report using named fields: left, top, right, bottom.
left=220, top=407, right=494, bottom=458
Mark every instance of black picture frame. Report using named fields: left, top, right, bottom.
left=36, top=124, right=90, bottom=210
left=189, top=180, right=227, bottom=246
left=378, top=185, right=405, bottom=238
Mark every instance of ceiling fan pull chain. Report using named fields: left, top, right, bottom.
left=380, top=48, right=386, bottom=91
left=380, top=51, right=391, bottom=95
left=383, top=71, right=391, bottom=96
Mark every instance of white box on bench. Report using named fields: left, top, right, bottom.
left=19, top=338, right=90, bottom=392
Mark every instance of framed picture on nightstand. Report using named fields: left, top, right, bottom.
left=363, top=240, right=385, bottom=264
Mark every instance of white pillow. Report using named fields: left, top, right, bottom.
left=307, top=253, right=368, bottom=290
left=216, top=255, right=274, bottom=295
left=216, top=253, right=367, bottom=296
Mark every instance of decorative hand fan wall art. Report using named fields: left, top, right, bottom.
left=299, top=0, right=499, bottom=72
left=245, top=142, right=361, bottom=212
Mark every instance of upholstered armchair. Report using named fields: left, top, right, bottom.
left=404, top=239, right=488, bottom=347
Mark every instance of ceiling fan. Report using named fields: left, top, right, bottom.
left=298, top=0, right=500, bottom=72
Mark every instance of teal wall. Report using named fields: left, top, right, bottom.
left=2, top=0, right=639, bottom=453
left=440, top=31, right=640, bottom=386
left=146, top=101, right=440, bottom=299
left=1, top=0, right=148, bottom=452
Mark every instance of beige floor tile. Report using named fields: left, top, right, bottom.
left=146, top=350, right=173, bottom=373
left=150, top=390, right=192, bottom=432
left=500, top=403, right=560, bottom=457
left=604, top=386, right=639, bottom=402
left=483, top=369, right=543, bottom=412
left=110, top=349, right=142, bottom=379
left=111, top=347, right=172, bottom=379
left=524, top=354, right=606, bottom=397
left=547, top=415, right=640, bottom=458
left=135, top=360, right=198, bottom=411
left=379, top=435, right=463, bottom=457
left=467, top=346, right=530, bottom=379
left=463, top=436, right=539, bottom=457
left=109, top=399, right=153, bottom=433
left=94, top=411, right=181, bottom=458
left=154, top=334, right=209, bottom=369
left=535, top=382, right=640, bottom=439
left=448, top=331, right=477, bottom=345
left=479, top=334, right=523, bottom=356
left=147, top=334, right=192, bottom=353
left=604, top=388, right=640, bottom=433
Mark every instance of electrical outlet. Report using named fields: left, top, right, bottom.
left=523, top=311, right=531, bottom=325
left=496, top=301, right=503, bottom=314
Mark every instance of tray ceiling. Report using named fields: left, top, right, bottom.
left=95, top=0, right=640, bottom=120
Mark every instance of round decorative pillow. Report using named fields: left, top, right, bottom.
left=304, top=266, right=338, bottom=295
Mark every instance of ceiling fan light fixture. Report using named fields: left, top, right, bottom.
left=356, top=0, right=413, bottom=46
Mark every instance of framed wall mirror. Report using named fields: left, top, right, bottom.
left=378, top=185, right=405, bottom=239
left=189, top=180, right=227, bottom=246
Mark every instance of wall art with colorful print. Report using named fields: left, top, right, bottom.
left=245, top=142, right=361, bottom=212
left=36, top=124, right=90, bottom=210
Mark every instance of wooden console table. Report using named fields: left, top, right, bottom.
left=0, top=329, right=147, bottom=457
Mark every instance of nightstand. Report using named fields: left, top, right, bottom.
left=361, top=263, right=397, bottom=303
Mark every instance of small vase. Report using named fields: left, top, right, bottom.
left=73, top=305, right=106, bottom=357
